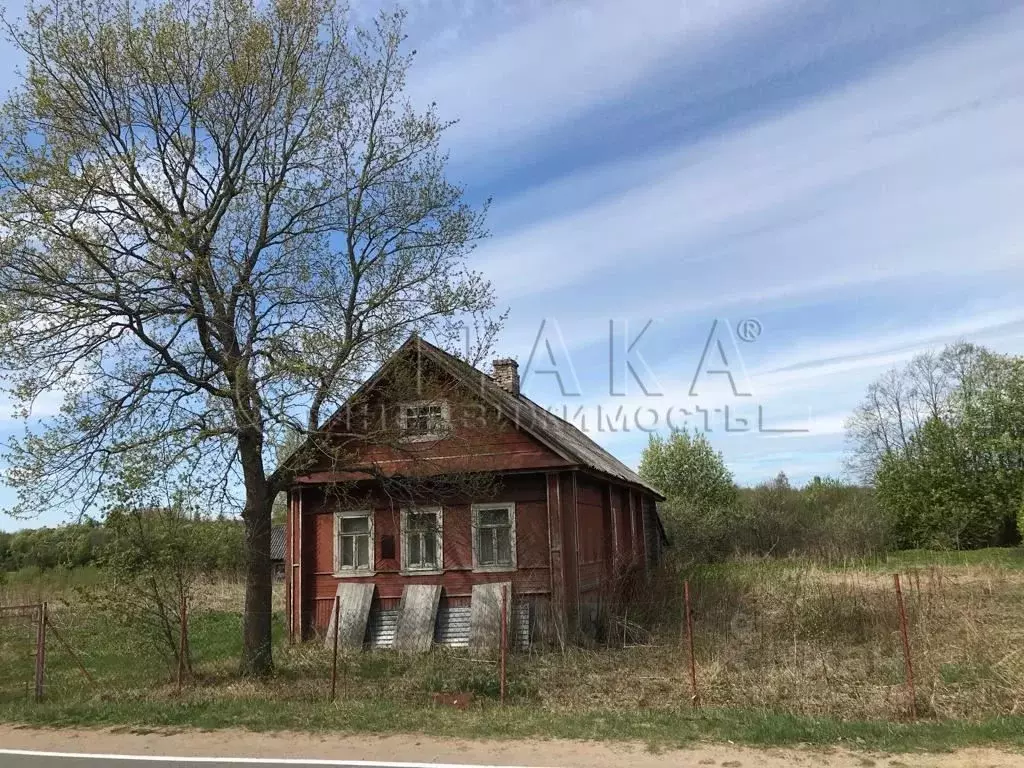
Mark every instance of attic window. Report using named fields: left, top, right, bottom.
left=399, top=400, right=450, bottom=442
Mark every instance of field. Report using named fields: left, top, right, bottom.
left=2, top=551, right=1024, bottom=752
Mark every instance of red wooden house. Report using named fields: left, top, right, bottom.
left=284, top=335, right=666, bottom=647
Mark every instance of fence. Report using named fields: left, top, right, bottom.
left=0, top=602, right=94, bottom=702
left=600, top=562, right=1024, bottom=722
left=675, top=572, right=919, bottom=717
left=1, top=565, right=1022, bottom=723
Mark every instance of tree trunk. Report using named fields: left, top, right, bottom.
left=239, top=434, right=275, bottom=677
left=241, top=504, right=274, bottom=675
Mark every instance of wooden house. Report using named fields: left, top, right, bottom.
left=284, top=335, right=665, bottom=647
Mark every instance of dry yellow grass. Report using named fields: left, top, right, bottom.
left=172, top=561, right=1024, bottom=723
left=530, top=562, right=1024, bottom=721
left=3, top=560, right=1023, bottom=724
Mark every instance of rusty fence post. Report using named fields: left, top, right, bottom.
left=330, top=594, right=341, bottom=702
left=177, top=592, right=187, bottom=693
left=34, top=602, right=47, bottom=702
left=893, top=573, right=917, bottom=719
left=500, top=585, right=508, bottom=706
left=683, top=581, right=699, bottom=708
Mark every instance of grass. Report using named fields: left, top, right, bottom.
left=868, top=548, right=1024, bottom=570
left=0, top=565, right=106, bottom=605
left=4, top=697, right=1024, bottom=753
left=2, top=551, right=1024, bottom=752
left=712, top=547, right=1024, bottom=574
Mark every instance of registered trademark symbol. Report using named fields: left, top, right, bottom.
left=737, top=318, right=762, bottom=342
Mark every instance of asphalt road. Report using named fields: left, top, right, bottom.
left=0, top=752, right=531, bottom=768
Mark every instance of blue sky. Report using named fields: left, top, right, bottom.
left=2, top=0, right=1024, bottom=528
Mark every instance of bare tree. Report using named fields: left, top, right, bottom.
left=0, top=0, right=501, bottom=675
left=845, top=343, right=994, bottom=482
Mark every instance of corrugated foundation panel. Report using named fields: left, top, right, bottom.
left=512, top=601, right=530, bottom=650
left=435, top=605, right=471, bottom=647
left=367, top=608, right=399, bottom=648
left=367, top=601, right=530, bottom=649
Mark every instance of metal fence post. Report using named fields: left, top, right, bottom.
left=34, top=602, right=47, bottom=702
left=683, top=580, right=699, bottom=708
left=893, top=573, right=917, bottom=719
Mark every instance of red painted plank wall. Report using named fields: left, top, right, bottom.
left=299, top=361, right=572, bottom=481
left=296, top=473, right=551, bottom=633
left=614, top=485, right=633, bottom=567
left=575, top=474, right=608, bottom=595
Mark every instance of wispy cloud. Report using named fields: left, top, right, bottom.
left=473, top=6, right=1024, bottom=312
left=408, top=0, right=779, bottom=163
left=2, top=0, right=1022, bottom=511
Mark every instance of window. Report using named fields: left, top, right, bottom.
left=401, top=507, right=443, bottom=573
left=399, top=400, right=450, bottom=441
left=334, top=511, right=373, bottom=575
left=472, top=503, right=516, bottom=571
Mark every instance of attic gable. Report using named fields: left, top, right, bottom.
left=292, top=340, right=571, bottom=480
left=289, top=334, right=664, bottom=499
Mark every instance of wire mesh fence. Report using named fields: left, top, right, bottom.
left=1, top=564, right=1022, bottom=723
left=0, top=603, right=42, bottom=701
left=602, top=563, right=1024, bottom=721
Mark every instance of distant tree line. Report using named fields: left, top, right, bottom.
left=640, top=342, right=1024, bottom=561
left=0, top=516, right=247, bottom=574
left=639, top=431, right=881, bottom=562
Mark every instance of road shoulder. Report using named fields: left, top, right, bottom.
left=2, top=725, right=1024, bottom=768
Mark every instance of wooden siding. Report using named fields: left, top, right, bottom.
left=297, top=357, right=573, bottom=483
left=545, top=471, right=565, bottom=632
left=558, top=471, right=579, bottom=624
left=575, top=473, right=609, bottom=596
left=630, top=489, right=646, bottom=565
left=642, top=495, right=664, bottom=569
left=296, top=473, right=551, bottom=634
left=613, top=485, right=633, bottom=568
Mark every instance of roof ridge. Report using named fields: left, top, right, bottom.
left=415, top=335, right=662, bottom=498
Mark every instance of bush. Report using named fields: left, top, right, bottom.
left=733, top=475, right=885, bottom=560
left=654, top=474, right=886, bottom=565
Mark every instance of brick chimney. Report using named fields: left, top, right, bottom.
left=492, top=358, right=520, bottom=396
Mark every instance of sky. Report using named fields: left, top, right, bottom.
left=2, top=0, right=1024, bottom=528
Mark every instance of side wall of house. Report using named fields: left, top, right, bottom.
left=568, top=473, right=655, bottom=635
left=642, top=494, right=663, bottom=570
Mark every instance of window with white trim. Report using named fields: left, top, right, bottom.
left=398, top=400, right=450, bottom=441
left=472, top=503, right=516, bottom=571
left=401, top=507, right=443, bottom=572
left=333, top=510, right=373, bottom=575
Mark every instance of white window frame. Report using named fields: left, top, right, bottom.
left=400, top=506, right=444, bottom=574
left=333, top=510, right=374, bottom=577
left=398, top=399, right=451, bottom=442
left=471, top=502, right=517, bottom=573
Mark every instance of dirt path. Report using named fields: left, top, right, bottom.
left=1, top=726, right=1022, bottom=768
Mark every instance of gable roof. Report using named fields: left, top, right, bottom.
left=369, top=335, right=665, bottom=500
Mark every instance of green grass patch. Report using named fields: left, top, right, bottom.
left=2, top=696, right=1024, bottom=753
left=868, top=548, right=1024, bottom=570
left=713, top=547, right=1024, bottom=574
